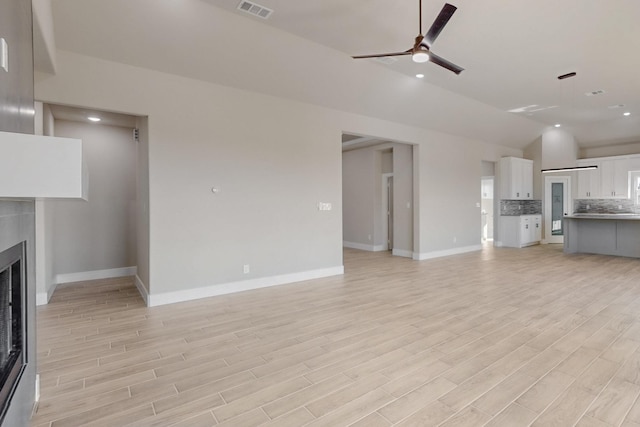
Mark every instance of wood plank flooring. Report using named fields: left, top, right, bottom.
left=31, top=244, right=640, bottom=426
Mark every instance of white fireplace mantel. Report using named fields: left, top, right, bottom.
left=0, top=131, right=87, bottom=200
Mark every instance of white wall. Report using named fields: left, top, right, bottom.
left=36, top=51, right=521, bottom=305
left=580, top=141, right=640, bottom=158
left=135, top=117, right=150, bottom=297
left=416, top=137, right=519, bottom=258
left=50, top=120, right=137, bottom=280
left=342, top=148, right=377, bottom=250
left=542, top=129, right=579, bottom=169
left=342, top=143, right=413, bottom=255
left=391, top=144, right=413, bottom=257
left=35, top=103, right=57, bottom=304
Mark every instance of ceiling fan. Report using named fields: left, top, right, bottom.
left=352, top=1, right=464, bottom=75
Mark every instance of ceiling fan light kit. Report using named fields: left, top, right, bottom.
left=351, top=1, right=463, bottom=75
left=412, top=46, right=430, bottom=63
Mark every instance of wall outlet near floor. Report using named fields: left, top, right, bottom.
left=367, top=234, right=371, bottom=241
left=317, top=202, right=332, bottom=211
left=586, top=204, right=590, bottom=210
left=453, top=236, right=457, bottom=243
left=618, top=205, right=623, bottom=210
left=243, top=264, right=250, bottom=274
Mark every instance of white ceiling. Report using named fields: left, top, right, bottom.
left=47, top=0, right=640, bottom=149
left=48, top=104, right=138, bottom=129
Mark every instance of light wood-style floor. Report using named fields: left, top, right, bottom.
left=31, top=244, right=640, bottom=427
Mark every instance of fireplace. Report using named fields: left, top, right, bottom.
left=0, top=242, right=26, bottom=423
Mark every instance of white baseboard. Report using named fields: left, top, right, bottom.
left=36, top=281, right=59, bottom=306
left=36, top=292, right=48, bottom=306
left=148, top=266, right=344, bottom=307
left=413, top=245, right=482, bottom=260
left=55, top=266, right=137, bottom=284
left=392, top=248, right=413, bottom=258
left=343, top=241, right=386, bottom=252
left=134, top=274, right=149, bottom=307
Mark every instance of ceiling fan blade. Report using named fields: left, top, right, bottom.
left=428, top=52, right=464, bottom=74
left=352, top=51, right=411, bottom=59
left=423, top=3, right=457, bottom=48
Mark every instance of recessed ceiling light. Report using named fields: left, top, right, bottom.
left=554, top=124, right=561, bottom=128
left=624, top=112, right=631, bottom=116
left=415, top=73, right=424, bottom=79
left=88, top=117, right=101, bottom=122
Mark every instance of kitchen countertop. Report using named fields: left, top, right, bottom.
left=564, top=214, right=640, bottom=220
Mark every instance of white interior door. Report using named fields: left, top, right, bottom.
left=544, top=176, right=571, bottom=244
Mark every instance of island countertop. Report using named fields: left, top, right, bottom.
left=564, top=213, right=640, bottom=220
left=564, top=215, right=640, bottom=257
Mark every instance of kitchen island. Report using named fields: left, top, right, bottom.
left=564, top=214, right=640, bottom=258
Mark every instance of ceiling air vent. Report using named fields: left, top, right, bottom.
left=237, top=1, right=273, bottom=19
left=508, top=105, right=557, bottom=114
left=585, top=90, right=606, bottom=97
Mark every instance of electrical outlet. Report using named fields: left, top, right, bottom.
left=243, top=264, right=250, bottom=274
left=453, top=236, right=457, bottom=243
left=618, top=205, right=623, bottom=210
left=586, top=204, right=590, bottom=210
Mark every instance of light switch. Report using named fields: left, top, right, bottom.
left=1, top=38, right=8, bottom=73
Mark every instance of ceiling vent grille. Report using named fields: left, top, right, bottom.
left=585, top=90, right=606, bottom=97
left=237, top=1, right=273, bottom=19
left=508, top=105, right=557, bottom=114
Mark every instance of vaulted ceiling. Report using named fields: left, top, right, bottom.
left=44, top=0, right=640, bottom=149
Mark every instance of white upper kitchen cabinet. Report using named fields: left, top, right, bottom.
left=576, top=159, right=600, bottom=199
left=600, top=158, right=630, bottom=198
left=500, top=157, right=533, bottom=200
left=576, top=156, right=635, bottom=200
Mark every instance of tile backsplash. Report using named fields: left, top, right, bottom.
left=573, top=199, right=640, bottom=214
left=500, top=200, right=542, bottom=216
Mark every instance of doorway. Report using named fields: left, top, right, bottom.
left=544, top=176, right=571, bottom=244
left=480, top=177, right=494, bottom=241
left=341, top=136, right=415, bottom=257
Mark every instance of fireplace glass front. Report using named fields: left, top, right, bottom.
left=0, top=242, right=26, bottom=423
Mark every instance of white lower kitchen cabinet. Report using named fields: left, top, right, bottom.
left=499, top=215, right=542, bottom=248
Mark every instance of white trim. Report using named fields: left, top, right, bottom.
left=392, top=248, right=413, bottom=258
left=148, top=266, right=344, bottom=307
left=343, top=241, right=385, bottom=252
left=55, top=266, right=137, bottom=284
left=413, top=245, right=482, bottom=260
left=36, top=292, right=48, bottom=306
left=382, top=172, right=394, bottom=251
left=134, top=275, right=149, bottom=307
left=36, top=281, right=59, bottom=306
left=544, top=175, right=571, bottom=244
